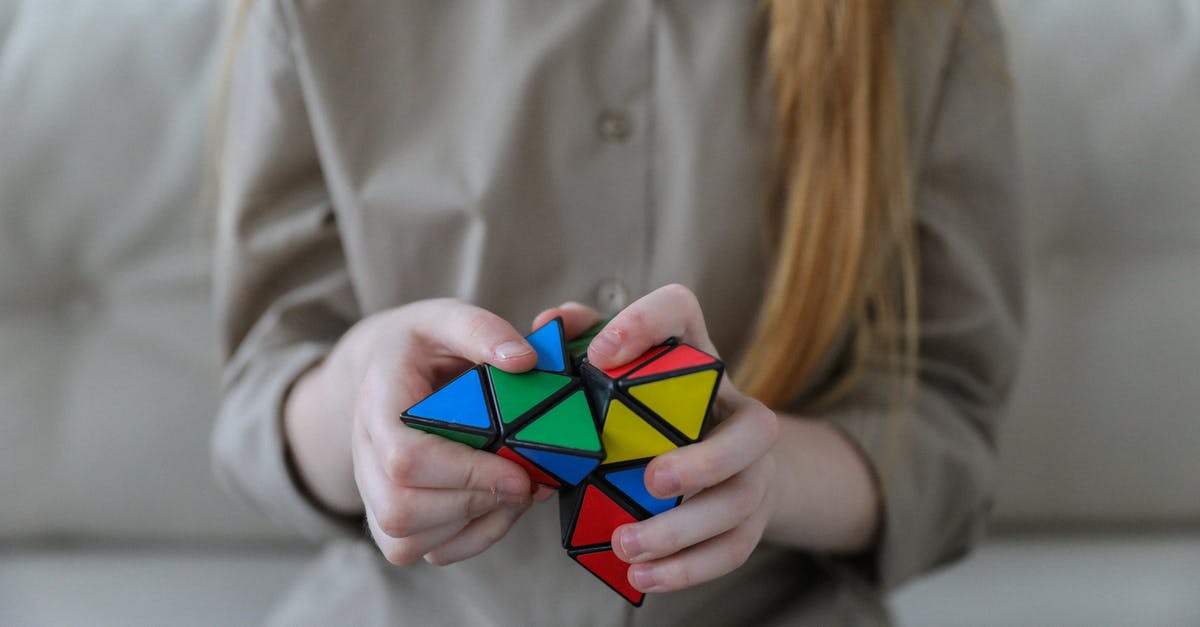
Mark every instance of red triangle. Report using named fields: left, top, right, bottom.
left=601, top=345, right=670, bottom=379
left=575, top=549, right=644, bottom=605
left=496, top=446, right=560, bottom=488
left=627, top=344, right=717, bottom=379
left=570, top=485, right=637, bottom=548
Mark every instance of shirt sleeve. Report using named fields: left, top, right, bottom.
left=211, top=0, right=363, bottom=542
left=819, top=0, right=1024, bottom=590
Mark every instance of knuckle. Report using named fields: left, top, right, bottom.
left=461, top=461, right=480, bottom=491
left=454, top=525, right=504, bottom=560
left=663, top=283, right=700, bottom=313
left=381, top=540, right=423, bottom=566
left=396, top=372, right=431, bottom=408
left=419, top=297, right=462, bottom=318
left=730, top=486, right=760, bottom=520
left=465, top=491, right=489, bottom=520
left=724, top=536, right=753, bottom=569
left=665, top=561, right=693, bottom=589
left=375, top=501, right=414, bottom=537
left=649, top=522, right=681, bottom=555
left=662, top=282, right=695, bottom=302
left=480, top=521, right=508, bottom=547
left=464, top=309, right=503, bottom=341
left=691, top=445, right=725, bottom=479
left=607, top=312, right=640, bottom=342
left=491, top=508, right=525, bottom=543
left=354, top=364, right=383, bottom=410
left=385, top=445, right=419, bottom=484
left=423, top=550, right=454, bottom=567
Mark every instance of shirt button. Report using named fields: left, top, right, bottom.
left=594, top=279, right=629, bottom=315
left=596, top=110, right=632, bottom=142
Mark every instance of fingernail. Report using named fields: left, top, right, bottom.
left=631, top=566, right=658, bottom=591
left=653, top=466, right=681, bottom=497
left=589, top=330, right=620, bottom=359
left=498, top=476, right=527, bottom=503
left=494, top=340, right=533, bottom=361
left=618, top=527, right=643, bottom=561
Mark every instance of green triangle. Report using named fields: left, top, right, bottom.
left=512, top=390, right=600, bottom=452
left=487, top=366, right=572, bottom=424
left=408, top=423, right=490, bottom=449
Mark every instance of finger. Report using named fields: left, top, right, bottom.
left=643, top=397, right=778, bottom=498
left=372, top=486, right=516, bottom=539
left=586, top=283, right=717, bottom=370
left=625, top=502, right=770, bottom=593
left=411, top=299, right=538, bottom=371
left=613, top=460, right=771, bottom=563
left=383, top=428, right=534, bottom=495
left=356, top=433, right=520, bottom=537
left=532, top=301, right=604, bottom=338
left=367, top=500, right=470, bottom=566
left=422, top=501, right=529, bottom=566
left=358, top=357, right=434, bottom=432
left=356, top=362, right=533, bottom=494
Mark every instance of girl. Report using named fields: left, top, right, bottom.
left=214, top=1, right=1021, bottom=624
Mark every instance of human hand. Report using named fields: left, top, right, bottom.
left=533, top=285, right=780, bottom=594
left=326, top=299, right=555, bottom=566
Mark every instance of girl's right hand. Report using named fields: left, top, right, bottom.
left=289, top=299, right=551, bottom=566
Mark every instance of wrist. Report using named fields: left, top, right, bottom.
left=283, top=355, right=364, bottom=515
left=762, top=415, right=879, bottom=553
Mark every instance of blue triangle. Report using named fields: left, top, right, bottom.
left=604, top=466, right=678, bottom=516
left=527, top=319, right=566, bottom=373
left=513, top=446, right=598, bottom=485
left=405, top=368, right=491, bottom=429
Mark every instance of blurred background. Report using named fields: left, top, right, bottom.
left=0, top=1, right=1197, bottom=625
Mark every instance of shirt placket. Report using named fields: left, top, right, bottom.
left=585, top=1, right=655, bottom=317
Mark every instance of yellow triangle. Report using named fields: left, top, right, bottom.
left=628, top=369, right=718, bottom=441
left=600, top=399, right=677, bottom=464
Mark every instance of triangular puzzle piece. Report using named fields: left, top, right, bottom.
left=510, top=390, right=601, bottom=453
left=403, top=367, right=492, bottom=430
left=603, top=465, right=679, bottom=516
left=527, top=318, right=569, bottom=374
left=513, top=446, right=599, bottom=485
left=487, top=365, right=572, bottom=426
left=625, top=344, right=718, bottom=380
left=571, top=547, right=644, bottom=606
left=496, top=445, right=560, bottom=487
left=569, top=484, right=638, bottom=548
left=599, top=399, right=677, bottom=464
left=628, top=369, right=719, bottom=441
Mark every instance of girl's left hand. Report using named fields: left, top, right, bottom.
left=532, top=284, right=780, bottom=594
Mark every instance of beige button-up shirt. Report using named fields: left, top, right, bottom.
left=213, top=1, right=1022, bottom=625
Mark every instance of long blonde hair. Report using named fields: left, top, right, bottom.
left=737, top=0, right=917, bottom=411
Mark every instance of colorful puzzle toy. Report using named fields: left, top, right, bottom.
left=400, top=317, right=724, bottom=606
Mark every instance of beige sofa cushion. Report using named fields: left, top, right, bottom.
left=993, top=0, right=1200, bottom=524
left=0, top=546, right=311, bottom=626
left=0, top=1, right=288, bottom=542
